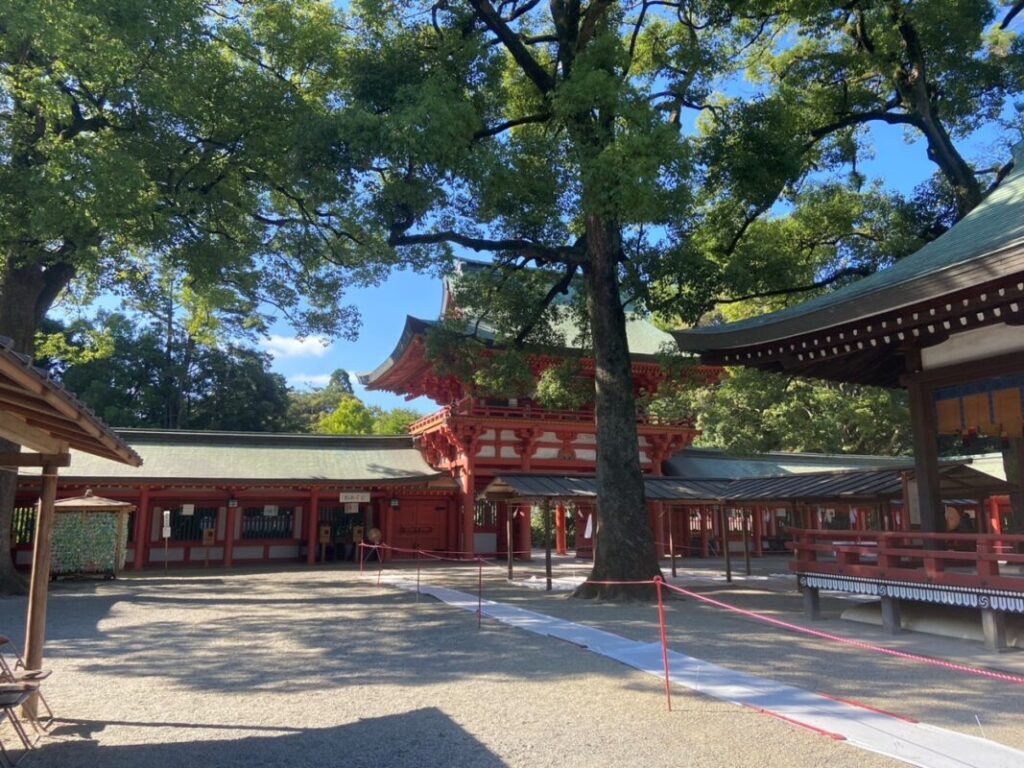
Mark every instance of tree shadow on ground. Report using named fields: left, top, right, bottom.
left=32, top=708, right=505, bottom=768
left=3, top=577, right=599, bottom=694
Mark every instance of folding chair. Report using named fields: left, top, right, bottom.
left=0, top=682, right=38, bottom=767
left=0, top=637, right=53, bottom=731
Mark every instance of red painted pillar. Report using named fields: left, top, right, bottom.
left=518, top=504, right=533, bottom=560
left=461, top=468, right=475, bottom=556
left=988, top=497, right=1002, bottom=534
left=555, top=504, right=567, bottom=555
left=306, top=487, right=319, bottom=564
left=449, top=498, right=460, bottom=554
left=132, top=485, right=150, bottom=570
left=225, top=502, right=237, bottom=568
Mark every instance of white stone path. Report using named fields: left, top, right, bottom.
left=381, top=576, right=1024, bottom=768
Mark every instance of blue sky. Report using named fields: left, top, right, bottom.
left=262, top=267, right=440, bottom=412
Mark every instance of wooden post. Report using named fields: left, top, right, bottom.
left=131, top=485, right=150, bottom=570
left=720, top=505, right=732, bottom=583
left=518, top=502, right=533, bottom=561
left=555, top=503, right=567, bottom=555
left=700, top=506, right=709, bottom=558
left=988, top=496, right=1002, bottom=534
left=23, top=462, right=60, bottom=718
left=544, top=499, right=553, bottom=591
left=742, top=509, right=751, bottom=575
left=506, top=506, right=514, bottom=580
left=225, top=501, right=237, bottom=567
left=880, top=596, right=902, bottom=634
left=306, top=487, right=319, bottom=565
left=907, top=378, right=943, bottom=533
left=753, top=505, right=763, bottom=557
left=803, top=587, right=821, bottom=619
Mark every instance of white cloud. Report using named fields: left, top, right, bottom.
left=261, top=335, right=332, bottom=359
left=287, top=373, right=332, bottom=388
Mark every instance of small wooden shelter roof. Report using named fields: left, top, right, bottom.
left=480, top=464, right=1008, bottom=505
left=479, top=474, right=732, bottom=502
left=0, top=336, right=141, bottom=465
left=722, top=463, right=1007, bottom=504
left=672, top=145, right=1024, bottom=387
left=53, top=489, right=136, bottom=513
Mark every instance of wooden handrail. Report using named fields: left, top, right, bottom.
left=789, top=528, right=1024, bottom=593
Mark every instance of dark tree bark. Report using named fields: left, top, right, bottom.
left=888, top=9, right=983, bottom=217
left=573, top=217, right=661, bottom=600
left=0, top=256, right=75, bottom=593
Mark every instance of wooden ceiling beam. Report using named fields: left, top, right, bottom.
left=0, top=412, right=68, bottom=454
left=0, top=452, right=71, bottom=467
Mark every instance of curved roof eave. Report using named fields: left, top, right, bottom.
left=356, top=316, right=434, bottom=388
left=0, top=335, right=142, bottom=466
left=675, top=244, right=1024, bottom=352
left=673, top=156, right=1024, bottom=353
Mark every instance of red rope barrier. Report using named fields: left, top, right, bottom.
left=659, top=580, right=1024, bottom=687
left=358, top=543, right=1024, bottom=688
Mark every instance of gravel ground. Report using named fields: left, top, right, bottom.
left=1, top=556, right=1020, bottom=768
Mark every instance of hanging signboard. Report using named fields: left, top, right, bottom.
left=344, top=502, right=360, bottom=515
left=181, top=503, right=195, bottom=517
left=339, top=491, right=371, bottom=504
left=263, top=504, right=279, bottom=517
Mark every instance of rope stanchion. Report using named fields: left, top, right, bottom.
left=655, top=577, right=672, bottom=712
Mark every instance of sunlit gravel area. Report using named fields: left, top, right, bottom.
left=3, top=555, right=1020, bottom=767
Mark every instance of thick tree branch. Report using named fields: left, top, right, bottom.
left=712, top=264, right=874, bottom=306
left=1001, top=1, right=1024, bottom=29
left=808, top=104, right=916, bottom=144
left=578, top=1, right=614, bottom=51
left=499, top=0, right=543, bottom=23
left=468, top=0, right=555, bottom=93
left=514, top=263, right=578, bottom=344
left=473, top=112, right=552, bottom=140
left=387, top=228, right=583, bottom=266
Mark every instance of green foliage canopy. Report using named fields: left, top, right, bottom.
left=678, top=367, right=911, bottom=456
left=41, top=312, right=293, bottom=432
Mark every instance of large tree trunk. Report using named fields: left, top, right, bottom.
left=0, top=258, right=74, bottom=593
left=573, top=217, right=661, bottom=600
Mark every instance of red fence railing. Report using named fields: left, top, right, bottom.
left=790, top=529, right=1024, bottom=592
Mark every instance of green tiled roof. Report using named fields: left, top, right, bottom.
left=447, top=258, right=676, bottom=357
left=21, top=429, right=442, bottom=485
left=664, top=447, right=911, bottom=480
left=675, top=143, right=1024, bottom=351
